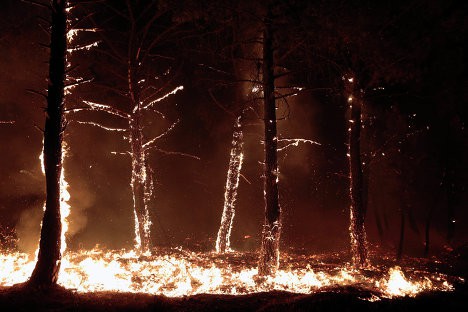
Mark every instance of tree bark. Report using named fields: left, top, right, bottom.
left=28, top=0, right=67, bottom=288
left=129, top=115, right=152, bottom=253
left=216, top=115, right=244, bottom=253
left=258, top=7, right=281, bottom=276
left=346, top=75, right=369, bottom=268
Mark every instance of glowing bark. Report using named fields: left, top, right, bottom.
left=345, top=75, right=369, bottom=268
left=28, top=0, right=67, bottom=288
left=258, top=9, right=281, bottom=276
left=216, top=116, right=244, bottom=253
left=129, top=113, right=152, bottom=253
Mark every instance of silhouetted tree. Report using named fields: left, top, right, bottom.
left=28, top=0, right=68, bottom=288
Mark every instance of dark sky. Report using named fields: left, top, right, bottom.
left=1, top=0, right=467, bottom=258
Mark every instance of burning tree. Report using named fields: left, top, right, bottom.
left=20, top=0, right=97, bottom=288
left=344, top=74, right=369, bottom=267
left=69, top=0, right=187, bottom=254
left=216, top=114, right=245, bottom=253
left=27, top=0, right=68, bottom=288
left=257, top=4, right=281, bottom=276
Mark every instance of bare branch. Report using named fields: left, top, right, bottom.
left=93, top=82, right=128, bottom=98
left=240, top=173, right=252, bottom=185
left=20, top=0, right=51, bottom=10
left=149, top=148, right=200, bottom=160
left=67, top=41, right=100, bottom=53
left=64, top=77, right=93, bottom=90
left=143, top=86, right=184, bottom=110
left=81, top=100, right=130, bottom=119
left=208, top=88, right=234, bottom=116
left=33, top=124, right=44, bottom=133
left=73, top=120, right=127, bottom=132
left=26, top=88, right=47, bottom=99
left=277, top=138, right=321, bottom=152
left=143, top=120, right=179, bottom=150
left=110, top=151, right=131, bottom=156
left=274, top=91, right=302, bottom=100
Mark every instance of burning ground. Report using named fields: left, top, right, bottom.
left=1, top=246, right=467, bottom=311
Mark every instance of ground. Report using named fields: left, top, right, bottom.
left=1, top=284, right=468, bottom=311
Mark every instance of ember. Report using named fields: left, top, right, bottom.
left=0, top=248, right=459, bottom=298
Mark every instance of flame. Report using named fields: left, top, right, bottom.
left=0, top=248, right=458, bottom=298
left=36, top=143, right=71, bottom=269
left=377, top=266, right=439, bottom=297
left=60, top=147, right=71, bottom=255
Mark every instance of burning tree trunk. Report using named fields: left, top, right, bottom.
left=258, top=9, right=281, bottom=276
left=345, top=74, right=369, bottom=268
left=129, top=110, right=152, bottom=253
left=28, top=0, right=67, bottom=288
left=216, top=115, right=244, bottom=253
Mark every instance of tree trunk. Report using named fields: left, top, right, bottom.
left=130, top=113, right=152, bottom=254
left=424, top=204, right=434, bottom=257
left=216, top=115, right=244, bottom=253
left=258, top=8, right=281, bottom=276
left=397, top=208, right=405, bottom=260
left=127, top=18, right=152, bottom=253
left=28, top=0, right=67, bottom=288
left=346, top=75, right=369, bottom=268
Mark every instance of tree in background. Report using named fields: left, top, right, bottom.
left=68, top=0, right=194, bottom=254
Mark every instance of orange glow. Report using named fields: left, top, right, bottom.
left=0, top=249, right=458, bottom=298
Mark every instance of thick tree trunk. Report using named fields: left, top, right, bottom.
left=130, top=114, right=152, bottom=253
left=216, top=115, right=244, bottom=253
left=346, top=76, right=369, bottom=268
left=28, top=0, right=67, bottom=288
left=258, top=9, right=281, bottom=276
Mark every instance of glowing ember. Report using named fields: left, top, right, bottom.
left=377, top=266, right=437, bottom=297
left=0, top=248, right=457, bottom=298
left=216, top=115, right=244, bottom=253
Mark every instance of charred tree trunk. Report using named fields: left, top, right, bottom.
left=28, top=0, right=67, bottom=288
left=345, top=75, right=369, bottom=268
left=216, top=115, right=244, bottom=253
left=258, top=8, right=281, bottom=276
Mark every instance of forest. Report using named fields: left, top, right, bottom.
left=0, top=0, right=467, bottom=310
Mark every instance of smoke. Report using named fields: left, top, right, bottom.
left=16, top=206, right=42, bottom=255
left=67, top=179, right=95, bottom=238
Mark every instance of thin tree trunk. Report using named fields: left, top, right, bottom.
left=424, top=204, right=434, bottom=257
left=397, top=208, right=405, bottom=260
left=346, top=75, right=369, bottom=268
left=28, top=0, right=67, bottom=288
left=258, top=8, right=281, bottom=276
left=216, top=115, right=244, bottom=253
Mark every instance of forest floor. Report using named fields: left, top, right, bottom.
left=1, top=244, right=468, bottom=311
left=1, top=283, right=468, bottom=311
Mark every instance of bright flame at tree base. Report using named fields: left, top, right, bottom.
left=0, top=248, right=460, bottom=298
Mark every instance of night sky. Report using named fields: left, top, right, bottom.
left=0, top=0, right=467, bottom=258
